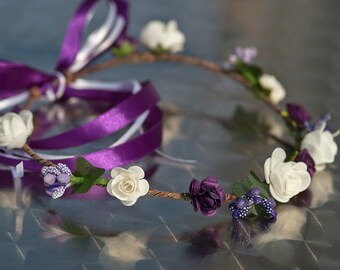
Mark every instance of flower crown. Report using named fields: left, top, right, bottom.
left=0, top=0, right=338, bottom=224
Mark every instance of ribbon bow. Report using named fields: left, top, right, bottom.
left=0, top=0, right=162, bottom=171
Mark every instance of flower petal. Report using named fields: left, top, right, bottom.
left=292, top=161, right=307, bottom=171
left=268, top=170, right=284, bottom=193
left=297, top=171, right=311, bottom=192
left=137, top=179, right=149, bottom=196
left=315, top=163, right=326, bottom=171
left=110, top=167, right=130, bottom=178
left=107, top=176, right=130, bottom=200
left=270, top=148, right=286, bottom=171
left=7, top=133, right=28, bottom=149
left=19, top=110, right=34, bottom=136
left=128, top=166, right=145, bottom=179
left=269, top=185, right=290, bottom=203
left=121, top=198, right=138, bottom=206
left=9, top=113, right=26, bottom=138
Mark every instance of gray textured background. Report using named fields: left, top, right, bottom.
left=0, top=0, right=340, bottom=269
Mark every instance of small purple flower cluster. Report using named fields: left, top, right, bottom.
left=305, top=113, right=331, bottom=132
left=41, top=163, right=72, bottom=199
left=286, top=103, right=333, bottom=132
left=228, top=187, right=277, bottom=219
left=224, top=47, right=258, bottom=69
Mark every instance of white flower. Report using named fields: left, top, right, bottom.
left=0, top=110, right=34, bottom=149
left=259, top=74, right=286, bottom=104
left=264, top=148, right=311, bottom=203
left=301, top=122, right=338, bottom=171
left=106, top=166, right=149, bottom=206
left=140, top=20, right=185, bottom=53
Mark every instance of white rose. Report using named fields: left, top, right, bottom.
left=106, top=166, right=149, bottom=206
left=301, top=122, right=338, bottom=171
left=0, top=110, right=34, bottom=149
left=140, top=20, right=185, bottom=53
left=264, top=148, right=311, bottom=202
left=259, top=74, right=286, bottom=104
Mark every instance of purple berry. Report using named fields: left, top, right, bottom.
left=267, top=198, right=276, bottom=207
left=41, top=166, right=48, bottom=176
left=253, top=196, right=262, bottom=204
left=232, top=209, right=241, bottom=219
left=57, top=174, right=71, bottom=184
left=44, top=174, right=56, bottom=185
left=46, top=185, right=66, bottom=199
left=236, top=198, right=247, bottom=209
left=250, top=187, right=260, bottom=196
left=57, top=163, right=71, bottom=176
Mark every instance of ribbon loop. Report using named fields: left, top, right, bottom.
left=44, top=72, right=67, bottom=102
left=56, top=0, right=128, bottom=73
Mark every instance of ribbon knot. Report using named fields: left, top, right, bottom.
left=43, top=72, right=67, bottom=102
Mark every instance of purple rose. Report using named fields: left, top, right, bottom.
left=295, top=149, right=316, bottom=177
left=189, top=176, right=226, bottom=217
left=286, top=103, right=311, bottom=129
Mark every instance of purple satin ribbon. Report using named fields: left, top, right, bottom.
left=56, top=0, right=128, bottom=72
left=0, top=0, right=163, bottom=172
left=0, top=107, right=162, bottom=171
left=30, top=82, right=159, bottom=149
left=0, top=61, right=54, bottom=97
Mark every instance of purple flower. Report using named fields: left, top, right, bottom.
left=189, top=176, right=226, bottom=217
left=286, top=103, right=311, bottom=129
left=294, top=149, right=316, bottom=177
left=305, top=113, right=333, bottom=132
left=224, top=47, right=258, bottom=69
left=41, top=163, right=72, bottom=198
left=46, top=184, right=68, bottom=199
left=229, top=188, right=277, bottom=219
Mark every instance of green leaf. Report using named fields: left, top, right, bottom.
left=73, top=157, right=94, bottom=177
left=234, top=61, right=262, bottom=78
left=71, top=158, right=106, bottom=194
left=231, top=171, right=271, bottom=199
left=231, top=171, right=274, bottom=220
left=233, top=61, right=273, bottom=98
left=71, top=182, right=92, bottom=194
left=94, top=177, right=109, bottom=186
left=150, top=44, right=171, bottom=55
left=70, top=175, right=85, bottom=185
left=234, top=61, right=262, bottom=86
left=112, top=41, right=135, bottom=57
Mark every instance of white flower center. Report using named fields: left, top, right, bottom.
left=119, top=178, right=137, bottom=194
left=284, top=171, right=301, bottom=196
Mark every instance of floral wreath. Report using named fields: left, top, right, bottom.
left=0, top=0, right=338, bottom=223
